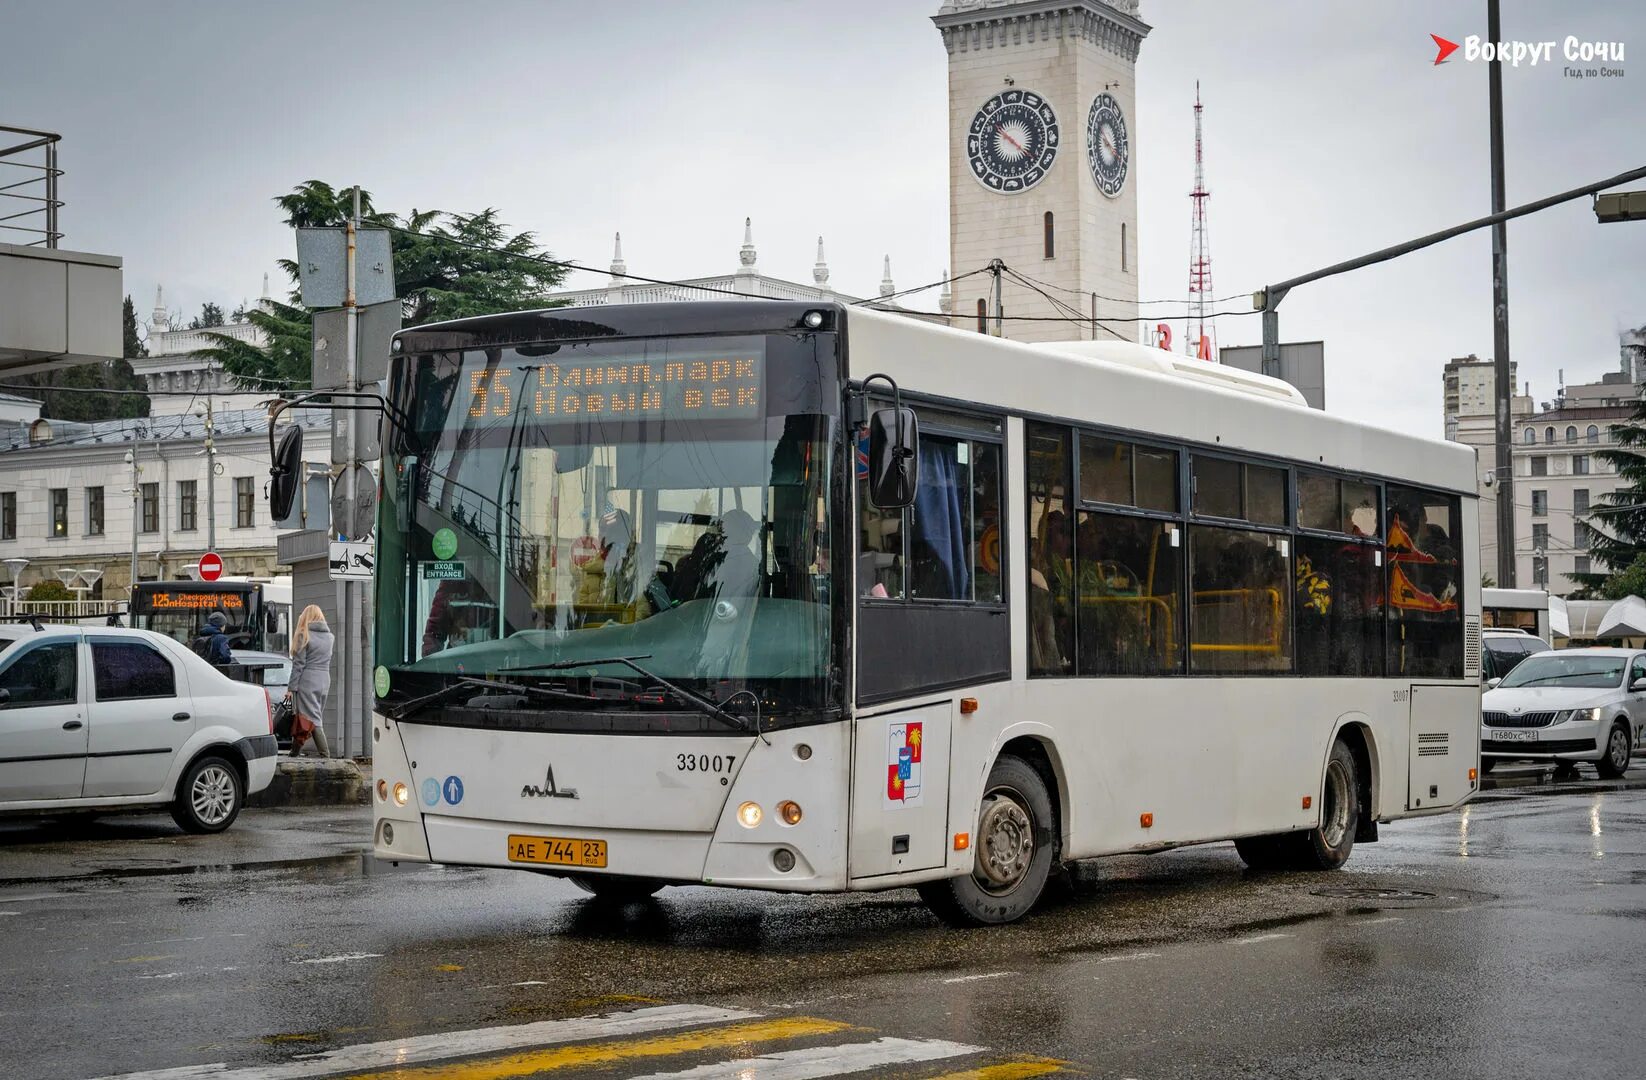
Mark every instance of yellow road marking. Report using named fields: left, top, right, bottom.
left=339, top=1016, right=850, bottom=1080
left=928, top=1059, right=1071, bottom=1080
left=434, top=964, right=464, bottom=972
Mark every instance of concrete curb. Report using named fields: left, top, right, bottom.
left=248, top=758, right=372, bottom=808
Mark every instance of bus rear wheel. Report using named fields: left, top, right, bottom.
left=919, top=755, right=1056, bottom=927
left=1235, top=739, right=1360, bottom=872
left=568, top=875, right=665, bottom=903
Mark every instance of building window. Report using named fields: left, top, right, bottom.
left=1531, top=489, right=1547, bottom=517
left=86, top=487, right=104, bottom=537
left=1530, top=456, right=1548, bottom=477
left=178, top=480, right=198, bottom=532
left=1532, top=523, right=1549, bottom=550
left=0, top=493, right=13, bottom=541
left=235, top=477, right=254, bottom=529
left=1574, top=488, right=1590, bottom=515
left=49, top=488, right=68, bottom=538
left=976, top=298, right=987, bottom=335
left=1523, top=428, right=1535, bottom=444
left=1121, top=222, right=1128, bottom=272
left=1588, top=425, right=1600, bottom=443
left=1565, top=425, right=1578, bottom=443
left=1575, top=555, right=1592, bottom=577
left=1043, top=211, right=1054, bottom=259
left=1573, top=454, right=1590, bottom=476
left=140, top=483, right=159, bottom=533
left=1544, top=426, right=1555, bottom=444
left=1575, top=521, right=1592, bottom=549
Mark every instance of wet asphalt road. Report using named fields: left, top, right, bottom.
left=1, top=778, right=1643, bottom=1080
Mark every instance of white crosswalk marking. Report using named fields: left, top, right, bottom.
left=84, top=1004, right=760, bottom=1080
left=621, top=1036, right=984, bottom=1079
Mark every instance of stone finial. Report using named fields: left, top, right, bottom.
left=152, top=285, right=169, bottom=332
left=939, top=273, right=952, bottom=314
left=738, top=217, right=757, bottom=270
left=812, top=236, right=830, bottom=289
left=261, top=272, right=270, bottom=299
left=609, top=232, right=627, bottom=279
left=879, top=255, right=895, bottom=298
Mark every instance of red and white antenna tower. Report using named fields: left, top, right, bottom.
left=1187, top=81, right=1214, bottom=361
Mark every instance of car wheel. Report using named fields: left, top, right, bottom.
left=171, top=756, right=244, bottom=834
left=919, top=755, right=1057, bottom=927
left=1479, top=757, right=1495, bottom=775
left=1595, top=723, right=1631, bottom=779
left=568, top=875, right=665, bottom=902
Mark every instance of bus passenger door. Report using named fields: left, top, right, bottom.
left=849, top=702, right=952, bottom=880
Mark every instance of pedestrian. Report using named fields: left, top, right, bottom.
left=192, top=611, right=233, bottom=665
left=285, top=604, right=334, bottom=758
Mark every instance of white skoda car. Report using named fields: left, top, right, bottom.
left=1480, top=647, right=1646, bottom=778
left=0, top=622, right=277, bottom=832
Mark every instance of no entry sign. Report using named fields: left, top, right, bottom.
left=198, top=552, right=224, bottom=582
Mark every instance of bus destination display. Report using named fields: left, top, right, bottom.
left=137, top=591, right=248, bottom=612
left=468, top=347, right=765, bottom=422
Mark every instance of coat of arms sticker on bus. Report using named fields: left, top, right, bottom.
left=886, top=721, right=924, bottom=807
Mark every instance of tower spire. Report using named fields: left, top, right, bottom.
left=609, top=232, right=627, bottom=278
left=812, top=236, right=831, bottom=292
left=879, top=255, right=895, bottom=299
left=1186, top=80, right=1215, bottom=361
left=738, top=217, right=757, bottom=271
left=152, top=285, right=169, bottom=333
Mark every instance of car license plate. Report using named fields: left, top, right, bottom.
left=1491, top=729, right=1539, bottom=743
left=507, top=834, right=607, bottom=868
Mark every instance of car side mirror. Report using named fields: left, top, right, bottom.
left=1485, top=677, right=1501, bottom=689
left=868, top=406, right=919, bottom=509
left=0, top=686, right=10, bottom=707
left=1631, top=677, right=1646, bottom=692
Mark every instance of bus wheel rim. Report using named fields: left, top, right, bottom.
left=975, top=787, right=1034, bottom=894
left=1321, top=759, right=1351, bottom=849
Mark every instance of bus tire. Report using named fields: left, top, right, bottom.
left=1233, top=834, right=1288, bottom=871
left=918, top=755, right=1056, bottom=928
left=1288, top=739, right=1360, bottom=870
left=568, top=875, right=665, bottom=902
left=1595, top=722, right=1631, bottom=779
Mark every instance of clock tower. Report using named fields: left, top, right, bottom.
left=934, top=0, right=1150, bottom=343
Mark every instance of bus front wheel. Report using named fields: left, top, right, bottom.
left=1236, top=739, right=1360, bottom=872
left=919, top=755, right=1057, bottom=927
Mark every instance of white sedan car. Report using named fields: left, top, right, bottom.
left=1481, top=647, right=1646, bottom=778
left=0, top=623, right=277, bottom=832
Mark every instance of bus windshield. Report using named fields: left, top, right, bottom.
left=377, top=331, right=840, bottom=714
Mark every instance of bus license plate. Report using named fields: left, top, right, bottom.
left=1492, top=729, right=1539, bottom=743
left=507, top=834, right=608, bottom=868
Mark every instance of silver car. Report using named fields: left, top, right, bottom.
left=1481, top=647, right=1645, bottom=777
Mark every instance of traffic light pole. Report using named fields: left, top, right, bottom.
left=340, top=188, right=360, bottom=759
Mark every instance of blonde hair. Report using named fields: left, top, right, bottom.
left=291, top=604, right=328, bottom=654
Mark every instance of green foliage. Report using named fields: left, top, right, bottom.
left=1577, top=393, right=1646, bottom=595
left=1595, top=553, right=1646, bottom=600
left=189, top=302, right=225, bottom=330
left=122, top=295, right=148, bottom=359
left=200, top=182, right=567, bottom=389
left=1480, top=573, right=1497, bottom=589
left=25, top=580, right=72, bottom=602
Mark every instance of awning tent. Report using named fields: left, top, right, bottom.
left=1596, top=595, right=1646, bottom=640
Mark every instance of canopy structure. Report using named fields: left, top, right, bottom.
left=1596, top=595, right=1646, bottom=640
left=1561, top=599, right=1612, bottom=641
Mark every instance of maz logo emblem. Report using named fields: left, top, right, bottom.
left=521, top=766, right=578, bottom=800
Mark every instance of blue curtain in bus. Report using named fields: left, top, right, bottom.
left=914, top=441, right=971, bottom=600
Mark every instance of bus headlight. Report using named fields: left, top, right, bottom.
left=737, top=802, right=763, bottom=828
left=392, top=782, right=409, bottom=807
left=776, top=800, right=803, bottom=826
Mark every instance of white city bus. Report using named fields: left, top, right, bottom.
left=368, top=301, right=1481, bottom=925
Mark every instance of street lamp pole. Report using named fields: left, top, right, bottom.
left=126, top=449, right=142, bottom=594
left=1487, top=0, right=1516, bottom=589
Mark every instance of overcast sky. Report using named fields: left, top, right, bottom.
left=6, top=0, right=1642, bottom=438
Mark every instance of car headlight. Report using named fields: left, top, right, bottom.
left=1554, top=707, right=1603, bottom=724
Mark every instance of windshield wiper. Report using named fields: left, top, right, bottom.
left=501, top=654, right=750, bottom=733
left=387, top=675, right=597, bottom=721
left=1505, top=673, right=1615, bottom=687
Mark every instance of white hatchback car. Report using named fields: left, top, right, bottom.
left=1481, top=647, right=1646, bottom=778
left=0, top=622, right=277, bottom=832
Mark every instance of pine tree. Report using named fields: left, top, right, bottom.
left=1575, top=392, right=1646, bottom=594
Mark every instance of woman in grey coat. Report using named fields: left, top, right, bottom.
left=286, top=605, right=335, bottom=757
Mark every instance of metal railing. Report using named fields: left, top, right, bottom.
left=0, top=125, right=62, bottom=248
left=0, top=597, right=125, bottom=620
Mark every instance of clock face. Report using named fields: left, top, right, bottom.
left=967, top=89, right=1059, bottom=194
left=1086, top=93, right=1129, bottom=198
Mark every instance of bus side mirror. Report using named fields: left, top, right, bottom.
left=396, top=455, right=420, bottom=533
left=868, top=407, right=919, bottom=509
left=269, top=426, right=303, bottom=522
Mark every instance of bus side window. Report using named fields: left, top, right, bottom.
left=1386, top=486, right=1464, bottom=678
left=1026, top=422, right=1075, bottom=676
